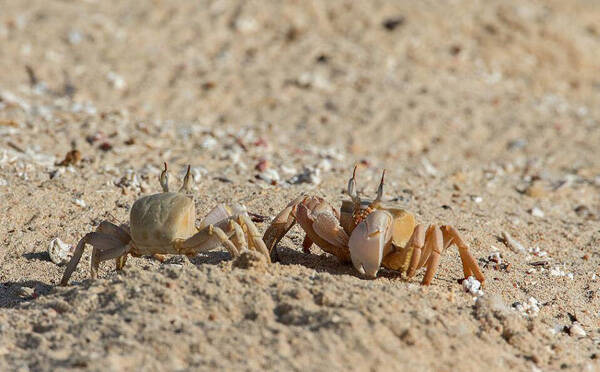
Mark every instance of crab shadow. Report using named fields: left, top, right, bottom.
left=271, top=244, right=461, bottom=284
left=270, top=245, right=403, bottom=280
left=22, top=251, right=52, bottom=262
left=0, top=280, right=54, bottom=309
left=187, top=250, right=232, bottom=266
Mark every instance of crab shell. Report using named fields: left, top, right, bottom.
left=340, top=199, right=416, bottom=277
left=129, top=192, right=197, bottom=254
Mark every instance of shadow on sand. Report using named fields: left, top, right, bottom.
left=0, top=280, right=54, bottom=309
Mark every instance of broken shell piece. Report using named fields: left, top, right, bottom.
left=462, top=276, right=484, bottom=297
left=529, top=207, right=545, bottom=218
left=48, top=238, right=73, bottom=265
left=288, top=167, right=321, bottom=185
left=501, top=231, right=526, bottom=253
left=73, top=198, right=86, bottom=208
left=257, top=169, right=280, bottom=184
left=569, top=322, right=586, bottom=337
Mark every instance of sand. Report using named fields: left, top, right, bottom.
left=1, top=0, right=599, bottom=371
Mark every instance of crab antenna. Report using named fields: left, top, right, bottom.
left=374, top=169, right=385, bottom=203
left=347, top=164, right=361, bottom=205
left=160, top=162, right=169, bottom=192
left=179, top=164, right=192, bottom=193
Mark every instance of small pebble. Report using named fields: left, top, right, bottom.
left=106, top=71, right=126, bottom=90
left=530, top=207, right=545, bottom=218
left=529, top=246, right=547, bottom=257
left=526, top=183, right=548, bottom=198
left=569, top=322, right=586, bottom=337
left=382, top=16, right=405, bottom=31
left=17, top=286, right=35, bottom=298
left=258, top=169, right=280, bottom=185
left=513, top=297, right=540, bottom=318
left=421, top=158, right=438, bottom=176
left=507, top=138, right=527, bottom=150
left=289, top=167, right=321, bottom=185
left=255, top=158, right=269, bottom=172
left=73, top=198, right=86, bottom=208
left=200, top=137, right=217, bottom=149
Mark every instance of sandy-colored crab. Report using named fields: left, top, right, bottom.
left=60, top=163, right=270, bottom=285
left=263, top=166, right=485, bottom=285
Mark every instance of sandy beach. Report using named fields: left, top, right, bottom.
left=1, top=1, right=599, bottom=370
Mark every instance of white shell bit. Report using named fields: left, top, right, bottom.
left=48, top=238, right=73, bottom=265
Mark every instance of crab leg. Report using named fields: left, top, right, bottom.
left=302, top=236, right=313, bottom=253
left=210, top=225, right=240, bottom=257
left=181, top=212, right=271, bottom=262
left=404, top=224, right=426, bottom=280
left=420, top=225, right=444, bottom=285
left=440, top=225, right=485, bottom=285
left=295, top=200, right=351, bottom=262
left=96, top=221, right=131, bottom=244
left=262, top=195, right=306, bottom=260
left=239, top=214, right=271, bottom=260
left=94, top=221, right=133, bottom=270
left=60, top=231, right=130, bottom=286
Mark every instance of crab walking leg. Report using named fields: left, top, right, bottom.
left=238, top=214, right=271, bottom=262
left=420, top=225, right=444, bottom=285
left=302, top=236, right=313, bottom=253
left=180, top=213, right=270, bottom=261
left=210, top=225, right=240, bottom=257
left=180, top=221, right=236, bottom=256
left=60, top=232, right=129, bottom=285
left=441, top=226, right=485, bottom=284
left=416, top=225, right=439, bottom=270
left=229, top=219, right=247, bottom=253
left=94, top=221, right=133, bottom=271
left=115, top=254, right=128, bottom=271
left=96, top=221, right=131, bottom=244
left=441, top=227, right=471, bottom=278
left=404, top=224, right=426, bottom=280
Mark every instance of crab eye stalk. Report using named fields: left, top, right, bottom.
left=347, top=164, right=361, bottom=205
left=179, top=164, right=192, bottom=193
left=374, top=169, right=385, bottom=204
left=160, top=162, right=170, bottom=192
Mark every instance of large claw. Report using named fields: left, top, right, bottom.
left=348, top=210, right=393, bottom=278
left=295, top=197, right=350, bottom=261
left=263, top=195, right=306, bottom=260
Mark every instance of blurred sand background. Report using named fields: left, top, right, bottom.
left=1, top=0, right=600, bottom=370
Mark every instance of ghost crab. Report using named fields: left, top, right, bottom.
left=60, top=163, right=270, bottom=285
left=263, top=166, right=485, bottom=285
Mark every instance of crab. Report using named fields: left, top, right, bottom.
left=263, top=166, right=485, bottom=285
left=60, top=163, right=270, bottom=285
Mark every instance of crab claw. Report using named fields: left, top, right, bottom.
left=348, top=210, right=393, bottom=278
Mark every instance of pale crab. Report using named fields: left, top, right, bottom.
left=263, top=166, right=485, bottom=285
left=60, top=163, right=270, bottom=285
